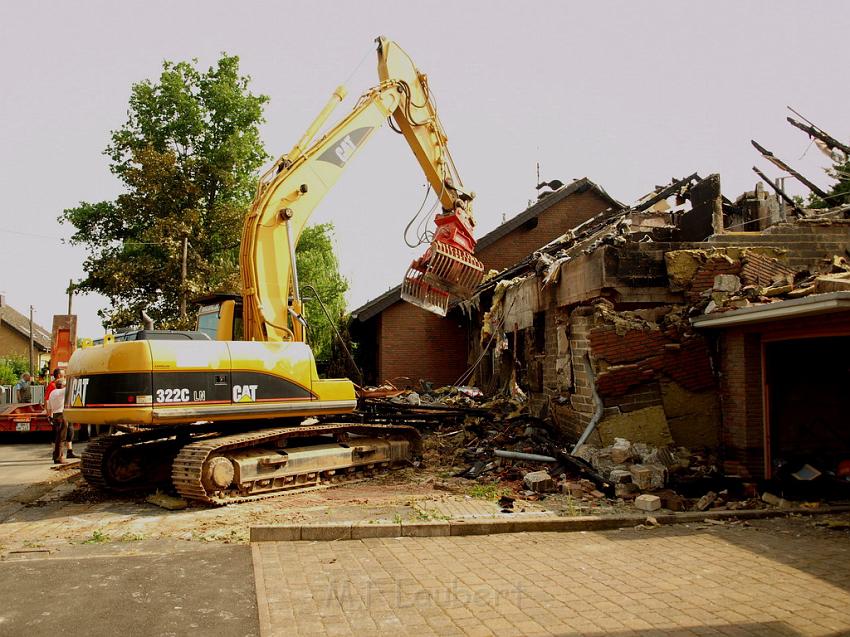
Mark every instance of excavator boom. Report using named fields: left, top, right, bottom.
left=241, top=37, right=483, bottom=340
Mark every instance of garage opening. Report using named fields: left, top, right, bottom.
left=765, top=336, right=850, bottom=495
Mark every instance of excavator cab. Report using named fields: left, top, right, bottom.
left=195, top=294, right=243, bottom=341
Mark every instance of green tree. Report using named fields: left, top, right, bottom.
left=61, top=55, right=269, bottom=329
left=296, top=223, right=349, bottom=363
left=0, top=355, right=29, bottom=385
left=812, top=157, right=850, bottom=208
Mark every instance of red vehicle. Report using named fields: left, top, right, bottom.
left=0, top=403, right=52, bottom=433
left=0, top=314, right=79, bottom=434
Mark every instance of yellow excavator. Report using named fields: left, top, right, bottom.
left=65, top=37, right=483, bottom=505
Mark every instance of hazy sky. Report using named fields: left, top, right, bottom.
left=1, top=1, right=847, bottom=337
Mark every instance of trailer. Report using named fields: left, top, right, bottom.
left=0, top=403, right=52, bottom=432
left=0, top=403, right=79, bottom=433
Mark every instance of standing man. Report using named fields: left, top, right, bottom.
left=46, top=377, right=67, bottom=464
left=45, top=369, right=76, bottom=459
left=44, top=368, right=63, bottom=400
left=14, top=373, right=33, bottom=403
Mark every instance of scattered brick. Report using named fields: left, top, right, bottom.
left=635, top=494, right=662, bottom=511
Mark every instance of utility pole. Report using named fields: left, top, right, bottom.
left=28, top=305, right=34, bottom=376
left=67, top=279, right=74, bottom=315
left=180, top=237, right=188, bottom=321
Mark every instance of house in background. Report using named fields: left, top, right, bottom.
left=0, top=295, right=51, bottom=370
left=350, top=178, right=622, bottom=387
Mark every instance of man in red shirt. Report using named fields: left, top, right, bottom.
left=44, top=368, right=63, bottom=402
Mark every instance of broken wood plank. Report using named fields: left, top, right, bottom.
left=786, top=107, right=850, bottom=156
left=752, top=165, right=804, bottom=216
left=751, top=140, right=829, bottom=199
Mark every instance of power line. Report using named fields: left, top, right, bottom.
left=0, top=229, right=65, bottom=240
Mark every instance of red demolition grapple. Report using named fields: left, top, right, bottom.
left=401, top=207, right=484, bottom=316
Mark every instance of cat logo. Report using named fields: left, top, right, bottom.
left=232, top=384, right=258, bottom=403
left=69, top=378, right=90, bottom=407
left=316, top=127, right=373, bottom=167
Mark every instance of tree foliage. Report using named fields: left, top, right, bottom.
left=811, top=157, right=850, bottom=208
left=61, top=55, right=269, bottom=329
left=0, top=355, right=30, bottom=385
left=296, top=223, right=349, bottom=362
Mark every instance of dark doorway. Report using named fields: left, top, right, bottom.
left=765, top=336, right=850, bottom=487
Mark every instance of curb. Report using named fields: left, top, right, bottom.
left=249, top=505, right=850, bottom=542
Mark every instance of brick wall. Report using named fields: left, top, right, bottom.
left=615, top=383, right=663, bottom=413
left=0, top=327, right=33, bottom=359
left=476, top=191, right=610, bottom=272
left=686, top=258, right=743, bottom=302
left=717, top=331, right=763, bottom=477
left=547, top=308, right=595, bottom=439
left=376, top=302, right=468, bottom=388
left=567, top=309, right=596, bottom=417
left=709, top=222, right=850, bottom=269
left=590, top=326, right=715, bottom=399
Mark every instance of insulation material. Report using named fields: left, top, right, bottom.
left=480, top=276, right=527, bottom=346
left=555, top=322, right=572, bottom=390
left=664, top=247, right=786, bottom=290
left=660, top=381, right=721, bottom=449
left=503, top=275, right=540, bottom=331
left=596, top=405, right=674, bottom=448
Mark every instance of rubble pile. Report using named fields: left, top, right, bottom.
left=362, top=383, right=610, bottom=498
left=695, top=251, right=850, bottom=316
left=362, top=383, right=840, bottom=514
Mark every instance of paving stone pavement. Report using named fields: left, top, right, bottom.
left=253, top=522, right=850, bottom=637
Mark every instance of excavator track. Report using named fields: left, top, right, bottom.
left=172, top=423, right=421, bottom=505
left=80, top=427, right=190, bottom=494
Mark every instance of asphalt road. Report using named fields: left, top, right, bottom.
left=0, top=540, right=258, bottom=637
left=0, top=437, right=260, bottom=637
left=0, top=434, right=62, bottom=502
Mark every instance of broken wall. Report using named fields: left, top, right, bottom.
left=470, top=177, right=850, bottom=467
left=709, top=220, right=850, bottom=269
left=548, top=303, right=720, bottom=450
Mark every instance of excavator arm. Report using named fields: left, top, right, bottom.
left=376, top=37, right=483, bottom=315
left=240, top=37, right=483, bottom=343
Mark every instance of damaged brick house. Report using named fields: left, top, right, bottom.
left=467, top=172, right=850, bottom=483
left=350, top=177, right=621, bottom=387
